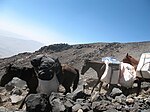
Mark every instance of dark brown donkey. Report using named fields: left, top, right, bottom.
left=0, top=64, right=38, bottom=109
left=60, top=64, right=79, bottom=95
left=0, top=64, right=79, bottom=109
left=122, top=53, right=150, bottom=95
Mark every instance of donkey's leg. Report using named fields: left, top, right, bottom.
left=104, top=84, right=114, bottom=100
left=105, top=84, right=114, bottom=96
left=63, top=83, right=71, bottom=95
left=91, top=78, right=101, bottom=93
left=64, top=87, right=71, bottom=95
left=133, top=77, right=142, bottom=96
left=98, top=81, right=103, bottom=93
left=72, top=72, right=79, bottom=91
left=137, top=80, right=142, bottom=96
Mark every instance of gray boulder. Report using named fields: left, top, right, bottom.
left=25, top=93, right=51, bottom=112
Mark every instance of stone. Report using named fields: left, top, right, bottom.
left=49, top=92, right=67, bottom=112
left=110, top=88, right=122, bottom=98
left=0, top=87, right=5, bottom=92
left=51, top=98, right=66, bottom=112
left=0, top=107, right=8, bottom=112
left=72, top=91, right=90, bottom=101
left=0, top=95, right=9, bottom=103
left=77, top=109, right=83, bottom=112
left=72, top=104, right=82, bottom=112
left=5, top=83, right=15, bottom=91
left=25, top=93, right=51, bottom=112
left=64, top=100, right=73, bottom=108
left=145, top=97, right=150, bottom=106
left=11, top=87, right=22, bottom=95
left=105, top=109, right=118, bottom=112
left=142, top=109, right=150, bottom=112
left=81, top=105, right=91, bottom=111
left=114, top=94, right=126, bottom=103
left=87, top=110, right=93, bottom=112
left=10, top=95, right=23, bottom=104
left=92, top=100, right=111, bottom=111
left=92, top=101, right=101, bottom=110
left=49, top=92, right=62, bottom=102
left=126, top=98, right=135, bottom=105
left=11, top=77, right=26, bottom=88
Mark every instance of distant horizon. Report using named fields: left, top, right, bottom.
left=0, top=32, right=150, bottom=58
left=1, top=28, right=150, bottom=46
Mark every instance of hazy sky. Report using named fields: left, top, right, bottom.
left=0, top=0, right=150, bottom=45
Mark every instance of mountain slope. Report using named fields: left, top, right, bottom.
left=0, top=41, right=149, bottom=70
left=0, top=36, right=43, bottom=58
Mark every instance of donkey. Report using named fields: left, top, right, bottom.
left=123, top=53, right=150, bottom=95
left=0, top=64, right=38, bottom=109
left=81, top=59, right=137, bottom=97
left=81, top=59, right=106, bottom=93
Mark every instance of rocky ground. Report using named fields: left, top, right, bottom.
left=0, top=77, right=150, bottom=112
left=0, top=42, right=150, bottom=111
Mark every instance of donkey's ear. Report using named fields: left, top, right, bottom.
left=126, top=53, right=129, bottom=57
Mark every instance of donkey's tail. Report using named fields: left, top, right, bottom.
left=73, top=69, right=80, bottom=91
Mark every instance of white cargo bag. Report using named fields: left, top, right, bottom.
left=136, top=53, right=150, bottom=79
left=101, top=62, right=136, bottom=88
left=101, top=62, right=120, bottom=84
left=119, top=63, right=136, bottom=88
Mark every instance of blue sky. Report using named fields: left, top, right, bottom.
left=0, top=0, right=150, bottom=45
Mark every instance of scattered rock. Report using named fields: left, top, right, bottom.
left=126, top=97, right=135, bottom=105
left=72, top=104, right=82, bottom=112
left=73, top=91, right=89, bottom=101
left=10, top=95, right=23, bottom=104
left=105, top=109, right=118, bottom=112
left=5, top=83, right=15, bottom=91
left=145, top=97, right=150, bottom=106
left=0, top=94, right=9, bottom=103
left=77, top=109, right=83, bottom=112
left=51, top=98, right=66, bottom=112
left=64, top=100, right=73, bottom=108
left=110, top=88, right=122, bottom=98
left=0, top=107, right=8, bottom=112
left=11, top=87, right=22, bottom=95
left=25, top=93, right=51, bottom=112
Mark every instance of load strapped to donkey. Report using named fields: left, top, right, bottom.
left=101, top=56, right=136, bottom=89
left=136, top=53, right=150, bottom=79
left=30, top=54, right=62, bottom=95
left=100, top=53, right=150, bottom=96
